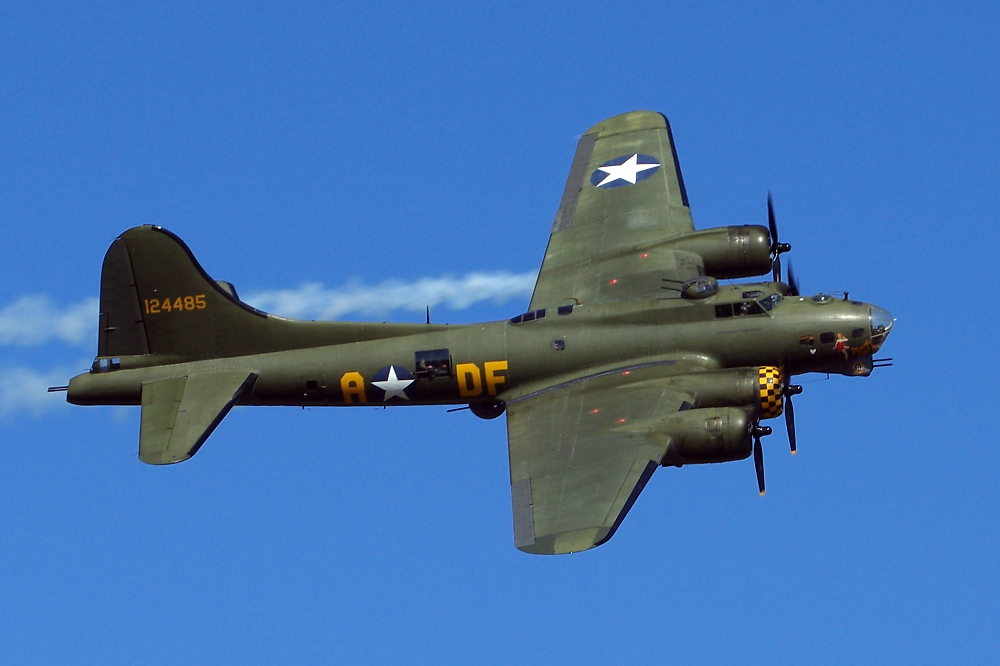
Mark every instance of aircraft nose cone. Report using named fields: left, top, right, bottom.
left=870, top=305, right=894, bottom=352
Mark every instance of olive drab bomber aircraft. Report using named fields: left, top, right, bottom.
left=58, top=111, right=894, bottom=555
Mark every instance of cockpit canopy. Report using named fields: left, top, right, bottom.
left=713, top=293, right=783, bottom=319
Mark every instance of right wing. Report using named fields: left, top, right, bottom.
left=529, top=111, right=698, bottom=310
left=504, top=359, right=708, bottom=555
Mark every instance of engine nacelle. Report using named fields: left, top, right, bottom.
left=664, top=225, right=772, bottom=279
left=657, top=406, right=753, bottom=466
left=654, top=366, right=784, bottom=420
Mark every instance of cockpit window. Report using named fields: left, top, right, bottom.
left=716, top=301, right=768, bottom=318
left=759, top=294, right=783, bottom=311
left=734, top=301, right=765, bottom=316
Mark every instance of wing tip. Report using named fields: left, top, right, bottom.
left=584, top=110, right=667, bottom=138
left=516, top=527, right=610, bottom=555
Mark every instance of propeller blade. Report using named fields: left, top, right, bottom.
left=783, top=384, right=803, bottom=454
left=767, top=192, right=778, bottom=251
left=767, top=193, right=791, bottom=283
left=768, top=193, right=780, bottom=282
left=753, top=436, right=765, bottom=495
left=787, top=261, right=800, bottom=297
left=785, top=394, right=797, bottom=454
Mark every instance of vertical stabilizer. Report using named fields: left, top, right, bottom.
left=91, top=225, right=454, bottom=363
left=99, top=238, right=150, bottom=357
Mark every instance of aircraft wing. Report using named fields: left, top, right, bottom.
left=529, top=111, right=697, bottom=310
left=139, top=369, right=258, bottom=464
left=505, top=360, right=702, bottom=554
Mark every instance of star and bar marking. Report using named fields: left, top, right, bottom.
left=590, top=154, right=661, bottom=188
left=372, top=365, right=415, bottom=401
left=340, top=361, right=508, bottom=403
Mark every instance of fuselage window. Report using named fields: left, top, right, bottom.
left=557, top=305, right=574, bottom=316
left=715, top=304, right=733, bottom=318
left=415, top=349, right=453, bottom=378
left=820, top=332, right=835, bottom=344
left=93, top=358, right=121, bottom=373
left=510, top=309, right=546, bottom=325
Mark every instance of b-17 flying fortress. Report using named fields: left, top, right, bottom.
left=59, top=111, right=894, bottom=554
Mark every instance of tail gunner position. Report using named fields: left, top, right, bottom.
left=60, top=111, right=894, bottom=555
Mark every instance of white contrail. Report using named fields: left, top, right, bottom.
left=243, top=272, right=537, bottom=320
left=0, top=295, right=99, bottom=347
left=0, top=366, right=79, bottom=417
left=0, top=272, right=537, bottom=348
left=0, top=272, right=537, bottom=417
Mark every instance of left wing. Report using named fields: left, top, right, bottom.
left=529, top=111, right=699, bottom=310
left=505, top=361, right=701, bottom=555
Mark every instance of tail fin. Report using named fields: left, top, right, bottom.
left=98, top=225, right=445, bottom=361
left=99, top=225, right=275, bottom=359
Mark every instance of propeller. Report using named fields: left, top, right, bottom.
left=752, top=425, right=772, bottom=495
left=783, top=383, right=803, bottom=454
left=768, top=193, right=791, bottom=283
left=787, top=260, right=801, bottom=297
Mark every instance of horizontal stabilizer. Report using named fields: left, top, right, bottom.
left=139, top=370, right=257, bottom=465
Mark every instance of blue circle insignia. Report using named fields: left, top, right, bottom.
left=590, top=153, right=661, bottom=188
left=371, top=365, right=417, bottom=402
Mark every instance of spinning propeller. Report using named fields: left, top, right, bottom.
left=750, top=382, right=802, bottom=495
left=751, top=378, right=804, bottom=493
left=768, top=193, right=800, bottom=296
left=749, top=194, right=806, bottom=492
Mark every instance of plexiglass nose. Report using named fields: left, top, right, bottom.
left=870, top=305, right=893, bottom=352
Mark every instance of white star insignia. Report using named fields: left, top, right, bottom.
left=595, top=154, right=660, bottom=187
left=372, top=366, right=414, bottom=401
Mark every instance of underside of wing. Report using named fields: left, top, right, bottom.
left=530, top=111, right=698, bottom=310
left=505, top=361, right=704, bottom=555
left=139, top=369, right=257, bottom=464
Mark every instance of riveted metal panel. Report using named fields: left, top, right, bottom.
left=551, top=133, right=597, bottom=233
left=99, top=238, right=149, bottom=356
left=511, top=478, right=536, bottom=548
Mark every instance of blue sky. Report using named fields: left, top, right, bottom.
left=1, top=2, right=998, bottom=664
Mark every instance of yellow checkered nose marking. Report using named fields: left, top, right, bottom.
left=758, top=366, right=783, bottom=419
